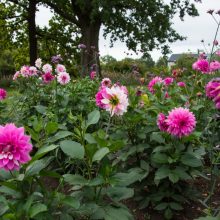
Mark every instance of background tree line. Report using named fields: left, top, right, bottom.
left=0, top=0, right=200, bottom=78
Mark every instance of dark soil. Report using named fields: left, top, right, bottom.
left=41, top=176, right=220, bottom=220
left=125, top=177, right=220, bottom=220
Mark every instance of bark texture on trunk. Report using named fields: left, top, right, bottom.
left=28, top=0, right=37, bottom=66
left=80, top=21, right=101, bottom=77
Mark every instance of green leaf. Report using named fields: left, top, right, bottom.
left=62, top=196, right=80, bottom=209
left=60, top=214, right=73, bottom=220
left=150, top=132, right=165, bottom=144
left=34, top=145, right=58, bottom=159
left=164, top=208, right=173, bottom=219
left=45, top=122, right=58, bottom=135
left=25, top=156, right=54, bottom=177
left=169, top=202, right=183, bottom=210
left=34, top=105, right=47, bottom=114
left=107, top=187, right=134, bottom=201
left=104, top=206, right=133, bottom=220
left=155, top=166, right=170, bottom=181
left=195, top=217, right=219, bottom=220
left=0, top=186, right=21, bottom=198
left=86, top=110, right=100, bottom=127
left=85, top=133, right=96, bottom=144
left=181, top=153, right=202, bottom=167
left=155, top=202, right=168, bottom=210
left=168, top=172, right=179, bottom=183
left=152, top=153, right=168, bottom=164
left=47, top=131, right=73, bottom=143
left=63, top=174, right=87, bottom=186
left=92, top=147, right=110, bottom=162
left=60, top=140, right=84, bottom=159
left=112, top=168, right=147, bottom=186
left=29, top=203, right=47, bottom=218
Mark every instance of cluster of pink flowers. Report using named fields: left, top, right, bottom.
left=0, top=88, right=7, bottom=100
left=205, top=78, right=220, bottom=109
left=13, top=57, right=71, bottom=85
left=95, top=80, right=129, bottom=116
left=13, top=65, right=38, bottom=79
left=0, top=123, right=32, bottom=170
left=157, top=107, right=196, bottom=138
left=192, top=58, right=220, bottom=74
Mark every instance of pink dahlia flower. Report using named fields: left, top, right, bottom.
left=164, top=77, right=174, bottom=86
left=13, top=71, right=21, bottom=80
left=29, top=66, right=38, bottom=76
left=157, top=113, right=169, bottom=132
left=120, top=85, right=129, bottom=95
left=177, top=82, right=186, bottom=87
left=20, top=66, right=30, bottom=77
left=192, top=59, right=209, bottom=73
left=42, top=64, right=52, bottom=73
left=210, top=61, right=220, bottom=72
left=57, top=72, right=70, bottom=85
left=56, top=64, right=66, bottom=73
left=148, top=76, right=163, bottom=94
left=35, top=58, right=42, bottom=69
left=216, top=50, right=220, bottom=56
left=101, top=78, right=112, bottom=88
left=96, top=86, right=129, bottom=116
left=166, top=107, right=196, bottom=138
left=0, top=88, right=7, bottom=100
left=42, top=72, right=55, bottom=84
left=165, top=91, right=170, bottom=99
left=205, top=79, right=220, bottom=99
left=90, top=71, right=96, bottom=80
left=0, top=123, right=32, bottom=170
left=95, top=88, right=108, bottom=108
left=214, top=94, right=220, bottom=109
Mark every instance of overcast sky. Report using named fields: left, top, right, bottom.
left=36, top=0, right=220, bottom=61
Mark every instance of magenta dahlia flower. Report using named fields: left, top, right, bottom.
left=192, top=59, right=209, bottom=73
left=95, top=88, right=107, bottom=108
left=210, top=61, right=220, bottom=72
left=166, top=107, right=196, bottom=138
left=205, top=79, right=220, bottom=99
left=148, top=76, right=163, bottom=94
left=101, top=78, right=112, bottom=88
left=0, top=123, right=32, bottom=170
left=0, top=88, right=7, bottom=100
left=95, top=85, right=129, bottom=116
left=90, top=71, right=96, bottom=80
left=177, top=82, right=186, bottom=87
left=164, top=77, right=174, bottom=86
left=157, top=113, right=169, bottom=132
left=42, top=72, right=55, bottom=84
left=214, top=94, right=220, bottom=109
left=57, top=72, right=70, bottom=85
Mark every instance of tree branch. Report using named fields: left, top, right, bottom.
left=44, top=1, right=80, bottom=26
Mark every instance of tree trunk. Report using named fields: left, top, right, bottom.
left=80, top=21, right=101, bottom=77
left=28, top=0, right=37, bottom=66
